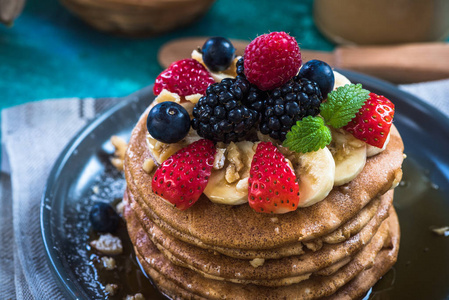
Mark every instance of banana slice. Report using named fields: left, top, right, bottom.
left=294, top=147, right=335, bottom=207
left=366, top=132, right=390, bottom=157
left=328, top=129, right=367, bottom=186
left=204, top=169, right=248, bottom=205
left=333, top=71, right=352, bottom=90
left=146, top=129, right=201, bottom=164
left=204, top=141, right=256, bottom=205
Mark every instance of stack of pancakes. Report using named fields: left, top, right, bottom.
left=123, top=112, right=404, bottom=299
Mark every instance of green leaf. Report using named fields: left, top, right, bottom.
left=283, top=116, right=332, bottom=153
left=320, top=83, right=370, bottom=128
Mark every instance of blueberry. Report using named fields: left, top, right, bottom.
left=146, top=102, right=190, bottom=144
left=202, top=37, right=236, bottom=72
left=298, top=60, right=335, bottom=98
left=89, top=202, right=120, bottom=233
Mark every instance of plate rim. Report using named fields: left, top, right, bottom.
left=39, top=71, right=449, bottom=299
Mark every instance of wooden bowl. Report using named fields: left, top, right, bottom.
left=60, top=0, right=216, bottom=36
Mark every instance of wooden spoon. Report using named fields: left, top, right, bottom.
left=158, top=37, right=449, bottom=83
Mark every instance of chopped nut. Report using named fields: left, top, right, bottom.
left=213, top=148, right=227, bottom=170
left=125, top=293, right=145, bottom=300
left=110, top=136, right=128, bottom=171
left=226, top=142, right=244, bottom=172
left=105, top=283, right=118, bottom=296
left=111, top=158, right=124, bottom=171
left=185, top=94, right=202, bottom=104
left=101, top=256, right=116, bottom=270
left=90, top=233, right=123, bottom=255
left=155, top=89, right=180, bottom=103
left=432, top=226, right=449, bottom=237
left=249, top=258, right=265, bottom=268
left=225, top=164, right=240, bottom=184
left=142, top=158, right=155, bottom=174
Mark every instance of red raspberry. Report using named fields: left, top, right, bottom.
left=344, top=93, right=395, bottom=148
left=244, top=32, right=302, bottom=91
left=153, top=59, right=215, bottom=96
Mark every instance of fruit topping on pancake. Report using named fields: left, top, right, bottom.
left=145, top=32, right=396, bottom=213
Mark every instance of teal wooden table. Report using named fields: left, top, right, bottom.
left=0, top=0, right=333, bottom=111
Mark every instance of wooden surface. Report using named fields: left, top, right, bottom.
left=159, top=37, right=449, bottom=83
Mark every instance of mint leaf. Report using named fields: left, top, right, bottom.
left=320, top=84, right=370, bottom=128
left=283, top=116, right=331, bottom=153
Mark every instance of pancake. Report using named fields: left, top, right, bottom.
left=126, top=205, right=399, bottom=299
left=124, top=112, right=404, bottom=251
left=125, top=189, right=393, bottom=285
left=324, top=208, right=400, bottom=300
left=125, top=183, right=383, bottom=260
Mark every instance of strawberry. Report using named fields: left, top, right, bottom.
left=248, top=142, right=300, bottom=214
left=153, top=59, right=215, bottom=96
left=344, top=93, right=395, bottom=148
left=152, top=139, right=216, bottom=210
left=244, top=32, right=301, bottom=91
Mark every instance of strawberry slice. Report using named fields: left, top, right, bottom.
left=248, top=142, right=300, bottom=214
left=344, top=93, right=395, bottom=148
left=153, top=58, right=215, bottom=96
left=152, top=139, right=216, bottom=210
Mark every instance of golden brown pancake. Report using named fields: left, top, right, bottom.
left=125, top=190, right=393, bottom=285
left=126, top=205, right=399, bottom=299
left=124, top=113, right=403, bottom=252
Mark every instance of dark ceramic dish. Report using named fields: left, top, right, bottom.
left=41, top=71, right=449, bottom=299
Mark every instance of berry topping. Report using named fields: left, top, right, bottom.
left=248, top=142, right=300, bottom=214
left=259, top=77, right=323, bottom=141
left=152, top=139, right=216, bottom=210
left=191, top=77, right=263, bottom=143
left=147, top=102, right=191, bottom=144
left=153, top=59, right=215, bottom=96
left=298, top=59, right=335, bottom=98
left=344, top=93, right=395, bottom=148
left=244, top=32, right=302, bottom=91
left=89, top=202, right=120, bottom=233
left=201, top=37, right=236, bottom=72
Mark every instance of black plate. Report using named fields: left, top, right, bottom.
left=41, top=72, right=449, bottom=299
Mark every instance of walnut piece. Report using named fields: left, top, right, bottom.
left=101, top=256, right=116, bottom=270
left=125, top=293, right=145, bottom=300
left=155, top=89, right=180, bottom=103
left=90, top=233, right=123, bottom=255
left=250, top=258, right=265, bottom=268
left=110, top=136, right=128, bottom=171
left=105, top=283, right=118, bottom=296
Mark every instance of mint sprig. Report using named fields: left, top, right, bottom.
left=320, top=83, right=370, bottom=128
left=283, top=84, right=370, bottom=153
left=283, top=116, right=331, bottom=153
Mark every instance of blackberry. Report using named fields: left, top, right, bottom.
left=236, top=57, right=245, bottom=76
left=235, top=57, right=267, bottom=113
left=259, top=77, right=323, bottom=141
left=192, top=77, right=260, bottom=143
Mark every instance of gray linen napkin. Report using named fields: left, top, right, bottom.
left=1, top=80, right=448, bottom=299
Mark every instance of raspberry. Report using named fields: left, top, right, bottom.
left=153, top=59, right=215, bottom=96
left=244, top=32, right=302, bottom=91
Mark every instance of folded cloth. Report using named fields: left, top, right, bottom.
left=0, top=81, right=448, bottom=299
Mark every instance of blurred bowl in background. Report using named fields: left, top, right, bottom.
left=60, top=0, right=216, bottom=36
left=314, top=0, right=449, bottom=45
